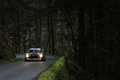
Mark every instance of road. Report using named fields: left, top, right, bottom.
left=0, top=54, right=58, bottom=80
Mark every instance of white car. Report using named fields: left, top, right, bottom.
left=25, top=48, right=46, bottom=61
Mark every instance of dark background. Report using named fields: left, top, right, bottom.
left=0, top=0, right=120, bottom=80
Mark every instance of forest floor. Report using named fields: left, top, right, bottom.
left=68, top=57, right=120, bottom=80
left=68, top=60, right=91, bottom=80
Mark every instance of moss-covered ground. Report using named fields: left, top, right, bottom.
left=38, top=56, right=70, bottom=80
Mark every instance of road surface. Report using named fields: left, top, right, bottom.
left=0, top=54, right=58, bottom=80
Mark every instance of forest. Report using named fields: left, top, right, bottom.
left=0, top=0, right=120, bottom=80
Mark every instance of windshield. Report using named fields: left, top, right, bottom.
left=28, top=50, right=34, bottom=53
left=34, top=50, right=40, bottom=53
left=28, top=50, right=40, bottom=53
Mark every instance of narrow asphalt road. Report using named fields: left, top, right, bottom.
left=0, top=54, right=58, bottom=80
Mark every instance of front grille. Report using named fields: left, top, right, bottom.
left=30, top=54, right=39, bottom=58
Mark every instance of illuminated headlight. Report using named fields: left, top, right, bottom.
left=39, top=54, right=43, bottom=57
left=26, top=54, right=29, bottom=58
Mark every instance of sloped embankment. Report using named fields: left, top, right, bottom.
left=38, top=56, right=70, bottom=80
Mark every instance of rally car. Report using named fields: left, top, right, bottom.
left=25, top=48, right=46, bottom=61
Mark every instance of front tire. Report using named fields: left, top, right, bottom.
left=25, top=58, right=28, bottom=61
left=42, top=58, right=46, bottom=61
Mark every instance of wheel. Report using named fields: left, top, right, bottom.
left=42, top=58, right=46, bottom=61
left=25, top=58, right=28, bottom=61
left=25, top=59, right=27, bottom=61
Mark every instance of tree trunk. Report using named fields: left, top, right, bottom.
left=48, top=16, right=52, bottom=55
left=29, top=26, right=31, bottom=48
left=39, top=17, right=42, bottom=48
left=78, top=7, right=86, bottom=68
left=1, top=0, right=6, bottom=32
left=51, top=16, right=55, bottom=55
left=16, top=11, right=20, bottom=54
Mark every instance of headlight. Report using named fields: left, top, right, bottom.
left=26, top=54, right=29, bottom=57
left=39, top=54, right=43, bottom=57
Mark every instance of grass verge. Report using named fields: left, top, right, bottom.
left=0, top=58, right=22, bottom=64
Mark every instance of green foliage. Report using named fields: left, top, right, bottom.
left=38, top=56, right=70, bottom=80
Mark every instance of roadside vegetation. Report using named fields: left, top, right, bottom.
left=0, top=58, right=21, bottom=64
left=38, top=56, right=70, bottom=80
left=0, top=33, right=16, bottom=62
left=0, top=0, right=120, bottom=80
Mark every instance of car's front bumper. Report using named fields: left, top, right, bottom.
left=25, top=57, right=42, bottom=60
left=25, top=53, right=46, bottom=61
